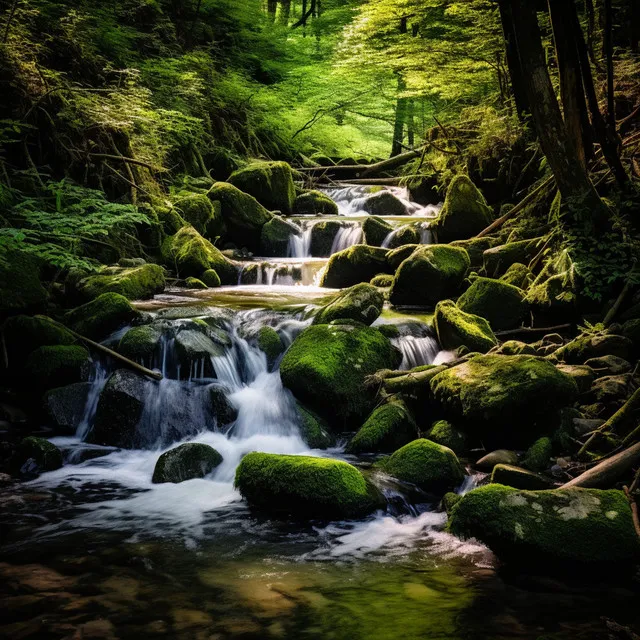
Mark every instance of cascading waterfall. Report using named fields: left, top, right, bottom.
left=389, top=322, right=454, bottom=369
left=287, top=222, right=314, bottom=258
left=331, top=222, right=363, bottom=254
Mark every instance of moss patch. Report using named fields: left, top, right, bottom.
left=118, top=324, right=162, bottom=363
left=363, top=216, right=393, bottom=246
left=314, top=283, right=384, bottom=326
left=427, top=420, right=467, bottom=455
left=500, top=263, right=534, bottom=290
left=201, top=269, right=221, bottom=288
left=173, top=193, right=224, bottom=240
left=2, top=315, right=76, bottom=366
left=74, top=264, right=165, bottom=302
left=257, top=326, right=284, bottom=367
left=296, top=402, right=334, bottom=449
left=64, top=292, right=140, bottom=340
left=320, top=245, right=390, bottom=289
left=434, top=300, right=497, bottom=353
left=228, top=161, right=296, bottom=214
left=260, top=216, right=301, bottom=257
left=522, top=436, right=553, bottom=472
left=294, top=190, right=339, bottom=216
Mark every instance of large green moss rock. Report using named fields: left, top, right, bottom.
left=280, top=323, right=401, bottom=426
left=64, top=292, right=140, bottom=340
left=173, top=193, right=224, bottom=240
left=370, top=273, right=393, bottom=288
left=313, top=283, right=383, bottom=326
left=387, top=244, right=419, bottom=270
left=73, top=264, right=165, bottom=302
left=434, top=300, right=497, bottom=353
left=554, top=332, right=632, bottom=364
left=296, top=402, right=334, bottom=449
left=293, top=190, right=339, bottom=216
left=23, top=345, right=90, bottom=391
left=346, top=399, right=419, bottom=454
left=483, top=238, right=543, bottom=277
left=320, top=245, right=390, bottom=289
left=162, top=226, right=237, bottom=283
left=448, top=485, right=640, bottom=568
left=379, top=438, right=465, bottom=494
left=12, top=436, right=63, bottom=475
left=235, top=452, right=384, bottom=519
left=228, top=161, right=296, bottom=214
left=260, top=216, right=301, bottom=257
left=0, top=249, right=48, bottom=318
left=450, top=237, right=498, bottom=268
left=457, top=277, right=527, bottom=331
left=184, top=276, right=207, bottom=289
left=430, top=355, right=578, bottom=441
left=152, top=443, right=223, bottom=484
left=431, top=175, right=492, bottom=242
left=500, top=263, right=534, bottom=290
left=362, top=216, right=393, bottom=247
left=385, top=225, right=420, bottom=249
left=118, top=324, right=162, bottom=363
left=201, top=269, right=221, bottom=288
left=390, top=245, right=470, bottom=307
left=362, top=190, right=407, bottom=216
left=426, top=419, right=467, bottom=455
left=207, top=182, right=273, bottom=251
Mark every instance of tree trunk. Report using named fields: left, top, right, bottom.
left=279, top=0, right=291, bottom=25
left=584, top=0, right=596, bottom=61
left=562, top=442, right=640, bottom=489
left=391, top=76, right=407, bottom=157
left=407, top=98, right=415, bottom=147
left=603, top=0, right=615, bottom=129
left=267, top=0, right=277, bottom=22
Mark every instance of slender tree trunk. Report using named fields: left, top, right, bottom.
left=267, top=0, right=277, bottom=22
left=391, top=75, right=407, bottom=157
left=407, top=99, right=415, bottom=147
left=279, top=0, right=291, bottom=25
left=584, top=0, right=596, bottom=62
left=603, top=0, right=615, bottom=129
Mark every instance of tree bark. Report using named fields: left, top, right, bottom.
left=603, top=0, right=615, bottom=130
left=279, top=0, right=291, bottom=25
left=267, top=0, right=278, bottom=22
left=391, top=75, right=407, bottom=157
left=407, top=99, right=415, bottom=147
left=562, top=442, right=640, bottom=488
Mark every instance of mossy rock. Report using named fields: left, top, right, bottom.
left=44, top=382, right=91, bottom=432
left=431, top=175, right=493, bottom=242
left=280, top=323, right=401, bottom=427
left=556, top=364, right=596, bottom=394
left=346, top=399, right=419, bottom=454
left=390, top=244, right=470, bottom=307
left=207, top=182, right=273, bottom=251
left=387, top=244, right=419, bottom=270
left=362, top=190, right=407, bottom=216
left=228, top=161, right=296, bottom=214
left=522, top=436, right=553, bottom=472
left=526, top=274, right=577, bottom=318
left=257, top=326, right=284, bottom=368
left=73, top=264, right=165, bottom=302
left=491, top=340, right=536, bottom=356
left=442, top=492, right=462, bottom=515
left=175, top=328, right=225, bottom=378
left=490, top=464, right=553, bottom=490
left=379, top=438, right=465, bottom=494
left=152, top=443, right=223, bottom=484
left=173, top=193, right=224, bottom=240
left=554, top=332, right=632, bottom=364
left=184, top=277, right=207, bottom=289
left=201, top=269, right=221, bottom=288
left=483, top=238, right=543, bottom=277
left=370, top=273, right=393, bottom=288
left=447, top=485, right=640, bottom=569
left=450, top=237, right=498, bottom=268
left=313, top=283, right=383, bottom=326
left=457, top=277, right=527, bottom=331
left=434, top=300, right=497, bottom=353
left=260, top=216, right=301, bottom=257
left=12, top=436, right=63, bottom=476
left=235, top=452, right=384, bottom=519
left=23, top=345, right=90, bottom=391
left=475, top=449, right=519, bottom=471
left=156, top=206, right=186, bottom=235
left=385, top=225, right=420, bottom=249
left=294, top=190, right=339, bottom=216
left=362, top=216, right=393, bottom=247
left=500, top=263, right=534, bottom=290
left=64, top=292, right=140, bottom=340
left=118, top=324, right=162, bottom=363
left=426, top=420, right=467, bottom=455
left=307, top=220, right=344, bottom=257
left=430, top=355, right=578, bottom=443
left=162, top=226, right=237, bottom=283
left=296, top=402, right=334, bottom=449
left=210, top=385, right=238, bottom=426
left=320, top=245, right=390, bottom=289
left=0, top=249, right=48, bottom=318
left=1, top=315, right=76, bottom=367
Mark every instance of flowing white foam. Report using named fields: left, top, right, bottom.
left=331, top=223, right=363, bottom=254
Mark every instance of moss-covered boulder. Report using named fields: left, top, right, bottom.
left=426, top=420, right=467, bottom=455
left=434, top=300, right=497, bottom=353
left=235, top=452, right=384, bottom=519
left=201, top=269, right=221, bottom=288
left=450, top=237, right=498, bottom=268
left=500, top=263, right=534, bottom=290
left=72, top=264, right=165, bottom=302
left=490, top=464, right=553, bottom=490
left=23, top=345, right=90, bottom=391
left=309, top=220, right=344, bottom=257
left=207, top=182, right=273, bottom=251
left=296, top=402, right=334, bottom=449
left=228, top=161, right=296, bottom=214
left=430, top=355, right=578, bottom=442
left=447, top=485, right=640, bottom=569
left=385, top=225, right=420, bottom=249
left=64, top=292, right=140, bottom=340
left=12, top=436, right=63, bottom=476
left=522, top=436, right=553, bottom=472
left=556, top=364, right=595, bottom=394
left=156, top=206, right=186, bottom=235
left=0, top=249, right=48, bottom=318
left=256, top=326, right=284, bottom=368
left=184, top=276, right=207, bottom=289
left=260, top=216, right=301, bottom=257
left=491, top=340, right=536, bottom=356
left=387, top=244, right=419, bottom=270
left=346, top=399, right=419, bottom=454
left=457, top=277, right=527, bottom=331
left=280, top=323, right=401, bottom=426
left=118, top=324, right=162, bottom=363
left=379, top=439, right=465, bottom=494
left=313, top=283, right=383, bottom=326
left=431, top=176, right=492, bottom=242
left=152, top=443, right=222, bottom=484
left=320, top=245, right=390, bottom=289
left=526, top=274, right=577, bottom=319
left=390, top=245, right=470, bottom=307
left=293, top=190, right=339, bottom=216
left=554, top=332, right=632, bottom=364
left=362, top=216, right=393, bottom=246
left=483, top=238, right=543, bottom=277
left=162, top=226, right=237, bottom=283
left=362, top=190, right=407, bottom=216
left=173, top=194, right=224, bottom=240
left=370, top=273, right=393, bottom=288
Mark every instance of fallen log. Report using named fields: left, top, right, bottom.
left=494, top=323, right=572, bottom=338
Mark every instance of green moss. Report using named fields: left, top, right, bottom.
left=483, top=238, right=543, bottom=277
left=525, top=274, right=576, bottom=316
left=152, top=443, right=223, bottom=484
left=201, top=269, right=221, bottom=288
left=362, top=191, right=407, bottom=216
left=500, top=263, right=534, bottom=290
left=23, top=345, right=90, bottom=390
left=448, top=485, right=640, bottom=568
left=457, top=277, right=527, bottom=331
left=362, top=216, right=393, bottom=246
left=434, top=300, right=497, bottom=353
left=294, top=190, right=339, bottom=216
left=156, top=206, right=186, bottom=235
left=554, top=332, right=632, bottom=364
left=296, top=402, right=334, bottom=449
left=522, top=436, right=553, bottom=472
left=280, top=323, right=402, bottom=426
left=0, top=249, right=48, bottom=317
left=377, top=323, right=400, bottom=338
left=379, top=438, right=465, bottom=494
left=431, top=175, right=492, bottom=242
left=235, top=452, right=384, bottom=519
left=450, top=237, right=498, bottom=267
left=228, top=161, right=296, bottom=214
left=13, top=436, right=63, bottom=474
left=442, top=492, right=461, bottom=515
left=257, top=326, right=284, bottom=367
left=387, top=244, right=419, bottom=270
left=427, top=420, right=467, bottom=455
left=309, top=220, right=343, bottom=257
left=346, top=399, right=419, bottom=454
left=64, top=292, right=140, bottom=340
left=313, top=283, right=384, bottom=326
left=370, top=273, right=394, bottom=288
left=74, top=264, right=165, bottom=302
left=320, top=245, right=390, bottom=289
left=385, top=225, right=420, bottom=249
left=162, top=225, right=237, bottom=283
left=490, top=464, right=553, bottom=490
left=118, top=324, right=162, bottom=363
left=493, top=340, right=536, bottom=356
left=185, top=277, right=207, bottom=289
left=173, top=193, right=224, bottom=239
left=390, top=244, right=470, bottom=307
left=260, top=216, right=301, bottom=257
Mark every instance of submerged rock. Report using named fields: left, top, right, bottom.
left=456, top=277, right=527, bottom=330
left=362, top=216, right=393, bottom=246
left=260, top=216, right=301, bottom=257
left=65, top=292, right=141, bottom=340
left=152, top=443, right=223, bottom=484
left=313, top=283, right=384, bottom=326
left=24, top=345, right=90, bottom=391
left=228, top=161, right=296, bottom=214
left=280, top=323, right=401, bottom=427
left=71, top=264, right=165, bottom=302
left=320, top=245, right=390, bottom=288
left=12, top=436, right=63, bottom=476
left=390, top=244, right=470, bottom=307
left=434, top=300, right=497, bottom=353
left=362, top=190, right=407, bottom=216
left=447, top=485, right=640, bottom=569
left=293, top=190, right=339, bottom=216
left=235, top=452, right=384, bottom=519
